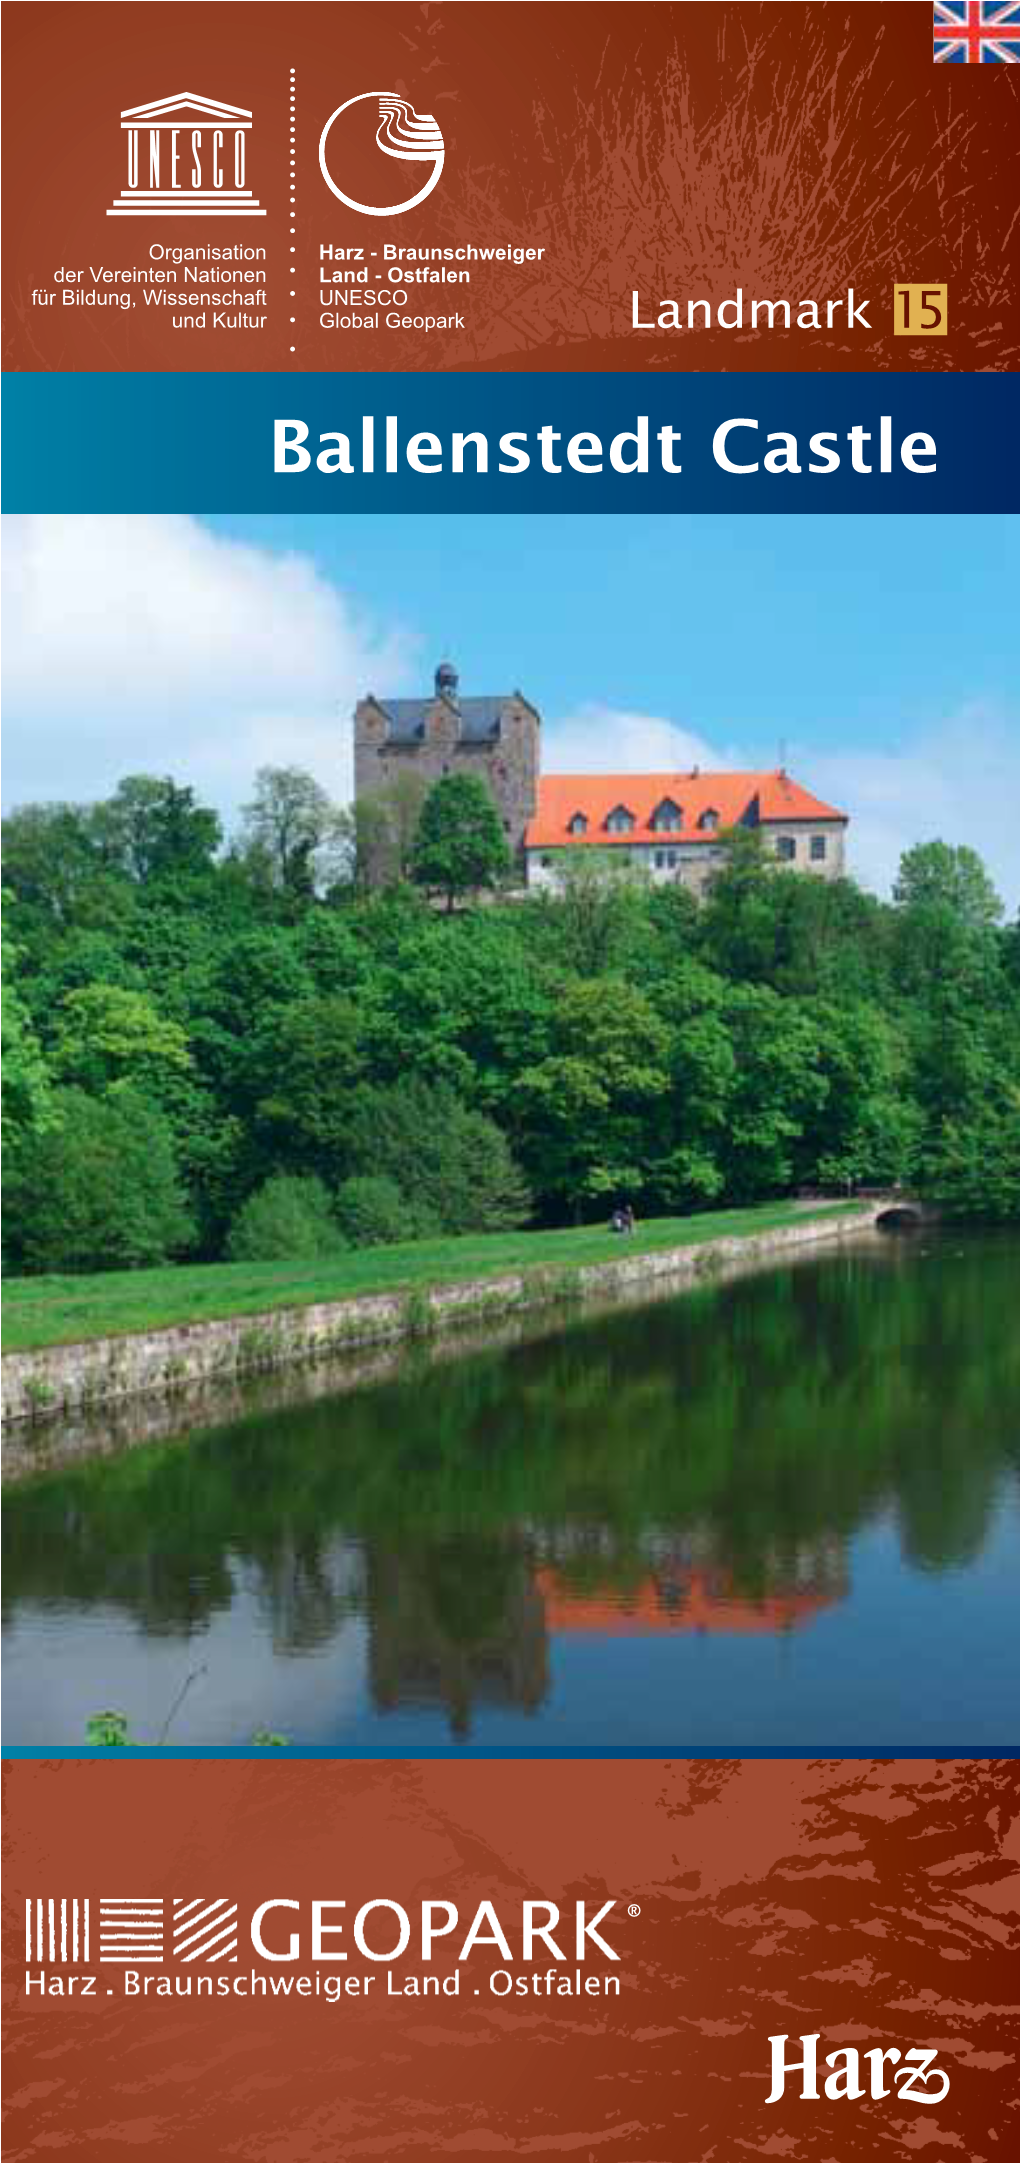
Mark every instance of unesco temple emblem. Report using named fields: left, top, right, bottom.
left=108, top=90, right=266, bottom=216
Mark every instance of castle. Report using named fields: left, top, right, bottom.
left=354, top=663, right=848, bottom=893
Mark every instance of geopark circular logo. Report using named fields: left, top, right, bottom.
left=318, top=92, right=445, bottom=217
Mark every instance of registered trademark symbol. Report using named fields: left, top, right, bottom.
left=628, top=1904, right=641, bottom=1917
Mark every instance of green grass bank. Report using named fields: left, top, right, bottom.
left=2, top=1203, right=863, bottom=1356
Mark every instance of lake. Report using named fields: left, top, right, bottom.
left=3, top=1229, right=1018, bottom=1748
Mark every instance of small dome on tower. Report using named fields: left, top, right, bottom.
left=435, top=658, right=459, bottom=699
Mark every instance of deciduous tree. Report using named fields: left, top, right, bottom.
left=411, top=773, right=511, bottom=910
left=6, top=1087, right=193, bottom=1273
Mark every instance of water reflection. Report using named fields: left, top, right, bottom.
left=534, top=1545, right=848, bottom=1636
left=3, top=1233, right=1019, bottom=1746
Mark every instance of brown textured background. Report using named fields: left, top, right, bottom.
left=3, top=2, right=1019, bottom=373
left=4, top=1758, right=1019, bottom=2157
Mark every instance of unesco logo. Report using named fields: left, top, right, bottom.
left=108, top=90, right=266, bottom=217
left=319, top=92, right=445, bottom=216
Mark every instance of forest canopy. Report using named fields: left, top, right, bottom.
left=4, top=769, right=1019, bottom=1276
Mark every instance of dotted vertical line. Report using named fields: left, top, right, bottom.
left=289, top=68, right=296, bottom=351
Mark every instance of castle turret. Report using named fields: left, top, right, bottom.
left=353, top=662, right=541, bottom=878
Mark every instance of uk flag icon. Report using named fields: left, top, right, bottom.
left=934, top=2, right=1020, bottom=61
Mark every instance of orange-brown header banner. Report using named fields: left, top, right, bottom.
left=4, top=1757, right=1019, bottom=2156
left=3, top=1, right=1019, bottom=376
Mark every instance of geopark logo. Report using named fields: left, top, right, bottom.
left=23, top=1892, right=624, bottom=1999
left=319, top=92, right=445, bottom=216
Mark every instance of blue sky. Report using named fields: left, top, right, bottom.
left=208, top=512, right=1019, bottom=760
left=4, top=513, right=1018, bottom=906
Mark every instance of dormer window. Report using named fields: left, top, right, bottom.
left=699, top=808, right=719, bottom=833
left=605, top=804, right=636, bottom=835
left=651, top=797, right=683, bottom=833
left=568, top=811, right=588, bottom=837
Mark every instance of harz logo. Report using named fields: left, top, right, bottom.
left=108, top=90, right=266, bottom=217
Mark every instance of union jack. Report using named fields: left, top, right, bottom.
left=933, top=2, right=1020, bottom=61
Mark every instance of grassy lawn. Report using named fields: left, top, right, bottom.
left=2, top=1201, right=861, bottom=1354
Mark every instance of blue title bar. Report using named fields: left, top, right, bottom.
left=2, top=370, right=1015, bottom=512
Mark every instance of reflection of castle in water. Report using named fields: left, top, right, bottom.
left=534, top=1561, right=845, bottom=1636
left=366, top=1548, right=549, bottom=1740
left=531, top=1529, right=848, bottom=1634
left=364, top=1534, right=848, bottom=1735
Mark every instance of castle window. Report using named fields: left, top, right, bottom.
left=604, top=804, right=635, bottom=835
left=568, top=812, right=588, bottom=836
left=651, top=797, right=683, bottom=833
left=776, top=835, right=796, bottom=861
left=810, top=834, right=827, bottom=861
left=699, top=808, right=719, bottom=833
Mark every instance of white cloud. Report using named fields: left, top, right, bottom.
left=1, top=514, right=414, bottom=814
left=808, top=708, right=1020, bottom=914
left=545, top=702, right=738, bottom=779
left=545, top=700, right=1020, bottom=913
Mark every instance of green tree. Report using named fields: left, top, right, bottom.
left=517, top=977, right=672, bottom=1210
left=252, top=994, right=365, bottom=1174
left=536, top=851, right=652, bottom=977
left=760, top=874, right=893, bottom=1003
left=6, top=1087, right=193, bottom=1273
left=206, top=929, right=314, bottom=1042
left=294, top=912, right=371, bottom=996
left=226, top=1173, right=342, bottom=1261
left=334, top=1173, right=419, bottom=1246
left=920, top=1086, right=1020, bottom=1221
left=892, top=841, right=1004, bottom=1005
left=438, top=914, right=555, bottom=1113
left=346, top=1077, right=531, bottom=1233
left=336, top=772, right=430, bottom=893
left=699, top=828, right=783, bottom=980
left=655, top=969, right=735, bottom=1206
left=2, top=917, right=55, bottom=1152
left=51, top=984, right=191, bottom=1095
left=1, top=803, right=133, bottom=940
left=411, top=774, right=511, bottom=911
left=894, top=841, right=1003, bottom=929
left=718, top=986, right=828, bottom=1198
left=908, top=995, right=1020, bottom=1217
left=804, top=1000, right=920, bottom=1190
left=91, top=776, right=222, bottom=884
left=239, top=767, right=341, bottom=905
left=888, top=841, right=1019, bottom=1214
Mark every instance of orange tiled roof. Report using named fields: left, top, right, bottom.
left=534, top=1569, right=840, bottom=1637
left=525, top=770, right=847, bottom=850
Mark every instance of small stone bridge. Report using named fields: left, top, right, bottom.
left=799, top=1189, right=931, bottom=1231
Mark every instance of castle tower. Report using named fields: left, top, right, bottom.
left=354, top=660, right=541, bottom=870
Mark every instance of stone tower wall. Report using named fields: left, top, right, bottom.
left=354, top=692, right=540, bottom=864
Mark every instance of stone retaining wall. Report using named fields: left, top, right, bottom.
left=2, top=1205, right=878, bottom=1444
